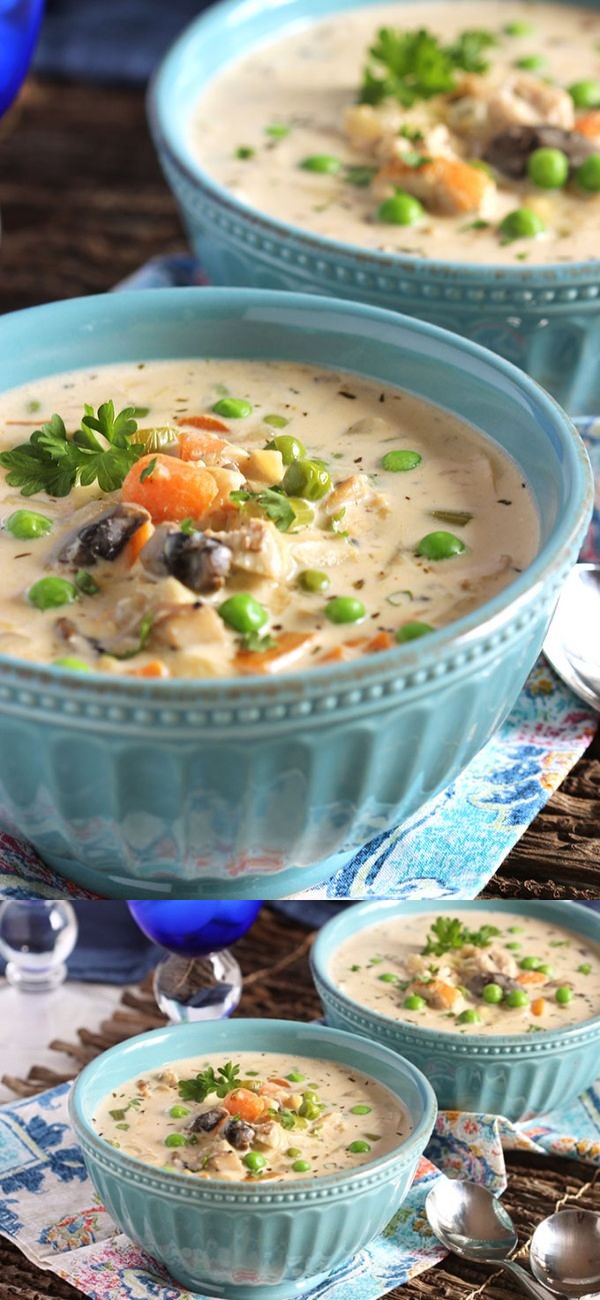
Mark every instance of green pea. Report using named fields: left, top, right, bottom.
left=286, top=1147, right=301, bottom=1157
left=381, top=449, right=422, bottom=472
left=325, top=595, right=366, bottom=624
left=286, top=1072, right=306, bottom=1083
left=482, top=983, right=504, bottom=1004
left=350, top=1105, right=372, bottom=1115
left=378, top=972, right=398, bottom=982
left=576, top=155, right=600, bottom=192
left=395, top=621, right=433, bottom=643
left=300, top=154, right=342, bottom=174
left=218, top=593, right=268, bottom=633
left=515, top=53, right=545, bottom=70
left=282, top=458, right=331, bottom=500
left=499, top=207, right=546, bottom=242
left=265, top=433, right=306, bottom=464
left=403, top=994, right=427, bottom=1011
left=168, top=1105, right=189, bottom=1118
left=458, top=1009, right=481, bottom=1025
left=578, top=963, right=592, bottom=975
left=28, top=576, right=78, bottom=610
left=298, top=568, right=330, bottom=594
left=212, top=397, right=253, bottom=419
left=509, top=926, right=524, bottom=934
left=568, top=79, right=600, bottom=108
left=503, top=20, right=534, bottom=34
left=506, top=989, right=530, bottom=1008
left=243, top=1151, right=267, bottom=1172
left=299, top=1100, right=321, bottom=1120
left=506, top=942, right=521, bottom=950
left=416, top=531, right=466, bottom=560
left=288, top=499, right=315, bottom=531
left=527, top=147, right=568, bottom=189
left=378, top=192, right=424, bottom=225
left=555, top=986, right=573, bottom=1004
left=347, top=1140, right=371, bottom=1153
left=537, top=964, right=554, bottom=977
left=302, top=1090, right=319, bottom=1103
left=291, top=1159, right=312, bottom=1172
left=53, top=657, right=91, bottom=672
left=520, top=956, right=542, bottom=970
left=265, top=123, right=290, bottom=138
left=5, top=509, right=53, bottom=540
left=264, top=414, right=289, bottom=428
left=164, top=1133, right=187, bottom=1147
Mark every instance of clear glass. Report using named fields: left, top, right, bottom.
left=0, top=900, right=78, bottom=990
left=128, top=902, right=262, bottom=1023
left=0, top=0, right=46, bottom=118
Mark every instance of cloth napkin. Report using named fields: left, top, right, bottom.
left=0, top=254, right=598, bottom=901
left=0, top=1078, right=598, bottom=1300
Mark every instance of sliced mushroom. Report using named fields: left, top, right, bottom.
left=58, top=503, right=150, bottom=567
left=484, top=123, right=596, bottom=178
left=140, top=523, right=231, bottom=594
left=222, top=1119, right=255, bottom=1151
left=188, top=1106, right=228, bottom=1134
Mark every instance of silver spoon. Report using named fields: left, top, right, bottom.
left=425, top=1178, right=558, bottom=1300
left=530, top=1209, right=600, bottom=1298
left=544, top=563, right=600, bottom=712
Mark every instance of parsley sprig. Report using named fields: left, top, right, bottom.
left=0, top=401, right=144, bottom=498
left=422, top=916, right=501, bottom=957
left=230, top=487, right=296, bottom=532
left=178, top=1061, right=241, bottom=1103
left=360, top=26, right=496, bottom=107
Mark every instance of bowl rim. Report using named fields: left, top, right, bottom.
left=310, top=899, right=600, bottom=1048
left=69, top=1016, right=438, bottom=1196
left=148, top=0, right=600, bottom=283
left=0, top=286, right=593, bottom=695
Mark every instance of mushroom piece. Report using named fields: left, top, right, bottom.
left=58, top=503, right=150, bottom=567
left=140, top=523, right=232, bottom=594
left=484, top=123, right=596, bottom=178
left=188, top=1106, right=228, bottom=1135
left=222, top=1119, right=256, bottom=1151
left=465, top=971, right=521, bottom=999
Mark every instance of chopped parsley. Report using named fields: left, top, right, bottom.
left=230, top=486, right=296, bottom=532
left=0, top=401, right=144, bottom=498
left=422, top=916, right=501, bottom=957
left=360, top=26, right=496, bottom=107
left=178, top=1061, right=241, bottom=1103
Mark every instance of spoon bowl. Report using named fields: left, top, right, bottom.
left=544, top=563, right=600, bottom=712
left=530, top=1209, right=600, bottom=1298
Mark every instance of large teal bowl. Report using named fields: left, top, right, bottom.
left=148, top=0, right=600, bottom=415
left=0, top=288, right=592, bottom=898
left=69, top=1018, right=437, bottom=1299
left=311, top=901, right=600, bottom=1121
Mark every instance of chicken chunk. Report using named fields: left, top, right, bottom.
left=376, top=153, right=495, bottom=216
left=153, top=602, right=229, bottom=651
left=208, top=518, right=291, bottom=582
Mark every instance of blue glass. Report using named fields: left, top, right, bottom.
left=128, top=901, right=262, bottom=955
left=0, top=0, right=45, bottom=118
left=127, top=901, right=262, bottom=1022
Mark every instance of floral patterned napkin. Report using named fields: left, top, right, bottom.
left=0, top=256, right=598, bottom=900
left=0, top=1076, right=598, bottom=1300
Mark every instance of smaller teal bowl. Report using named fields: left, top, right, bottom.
left=311, top=901, right=600, bottom=1122
left=69, top=1018, right=437, bottom=1300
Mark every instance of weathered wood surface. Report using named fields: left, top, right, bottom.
left=1, top=909, right=598, bottom=1300
left=0, top=79, right=598, bottom=898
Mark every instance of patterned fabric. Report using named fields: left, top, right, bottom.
left=0, top=1078, right=598, bottom=1300
left=0, top=257, right=598, bottom=900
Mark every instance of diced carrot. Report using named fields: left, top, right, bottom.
left=319, top=645, right=353, bottom=664
left=531, top=997, right=546, bottom=1017
left=267, top=1077, right=290, bottom=1088
left=128, top=660, right=170, bottom=679
left=366, top=631, right=394, bottom=653
left=346, top=637, right=368, bottom=648
left=125, top=519, right=154, bottom=567
left=575, top=110, right=600, bottom=140
left=517, top=970, right=547, bottom=986
left=223, top=1088, right=268, bottom=1123
left=122, top=454, right=218, bottom=524
left=177, top=414, right=230, bottom=433
left=234, top=632, right=313, bottom=675
left=178, top=429, right=229, bottom=463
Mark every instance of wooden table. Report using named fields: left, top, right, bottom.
left=0, top=80, right=599, bottom=900
left=1, top=908, right=598, bottom=1300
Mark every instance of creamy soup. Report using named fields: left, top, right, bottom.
left=330, top=910, right=600, bottom=1033
left=93, top=1051, right=411, bottom=1180
left=194, top=1, right=600, bottom=265
left=0, top=359, right=538, bottom=678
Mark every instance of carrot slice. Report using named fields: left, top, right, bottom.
left=234, top=632, right=313, bottom=675
left=531, top=997, right=546, bottom=1017
left=575, top=110, right=600, bottom=140
left=366, top=631, right=394, bottom=653
left=517, top=970, right=547, bottom=986
left=125, top=519, right=154, bottom=567
left=128, top=660, right=170, bottom=679
left=122, top=454, right=218, bottom=523
left=179, top=429, right=229, bottom=463
left=319, top=645, right=353, bottom=664
left=223, top=1089, right=268, bottom=1123
left=177, top=415, right=230, bottom=433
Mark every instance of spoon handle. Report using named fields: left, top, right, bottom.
left=500, top=1259, right=560, bottom=1300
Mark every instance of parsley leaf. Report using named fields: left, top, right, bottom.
left=178, top=1061, right=241, bottom=1103
left=0, top=403, right=144, bottom=498
left=448, top=29, right=497, bottom=74
left=359, top=26, right=496, bottom=107
left=230, top=487, right=296, bottom=533
left=422, top=916, right=501, bottom=956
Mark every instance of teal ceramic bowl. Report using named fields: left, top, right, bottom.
left=69, top=1018, right=437, bottom=1300
left=148, top=0, right=600, bottom=415
left=311, top=901, right=600, bottom=1121
left=0, top=288, right=592, bottom=898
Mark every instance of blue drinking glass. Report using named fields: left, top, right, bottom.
left=0, top=0, right=45, bottom=118
left=128, top=901, right=262, bottom=1022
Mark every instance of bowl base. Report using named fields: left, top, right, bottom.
left=34, top=845, right=356, bottom=899
left=165, top=1261, right=331, bottom=1300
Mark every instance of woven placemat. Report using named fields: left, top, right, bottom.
left=2, top=908, right=598, bottom=1300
